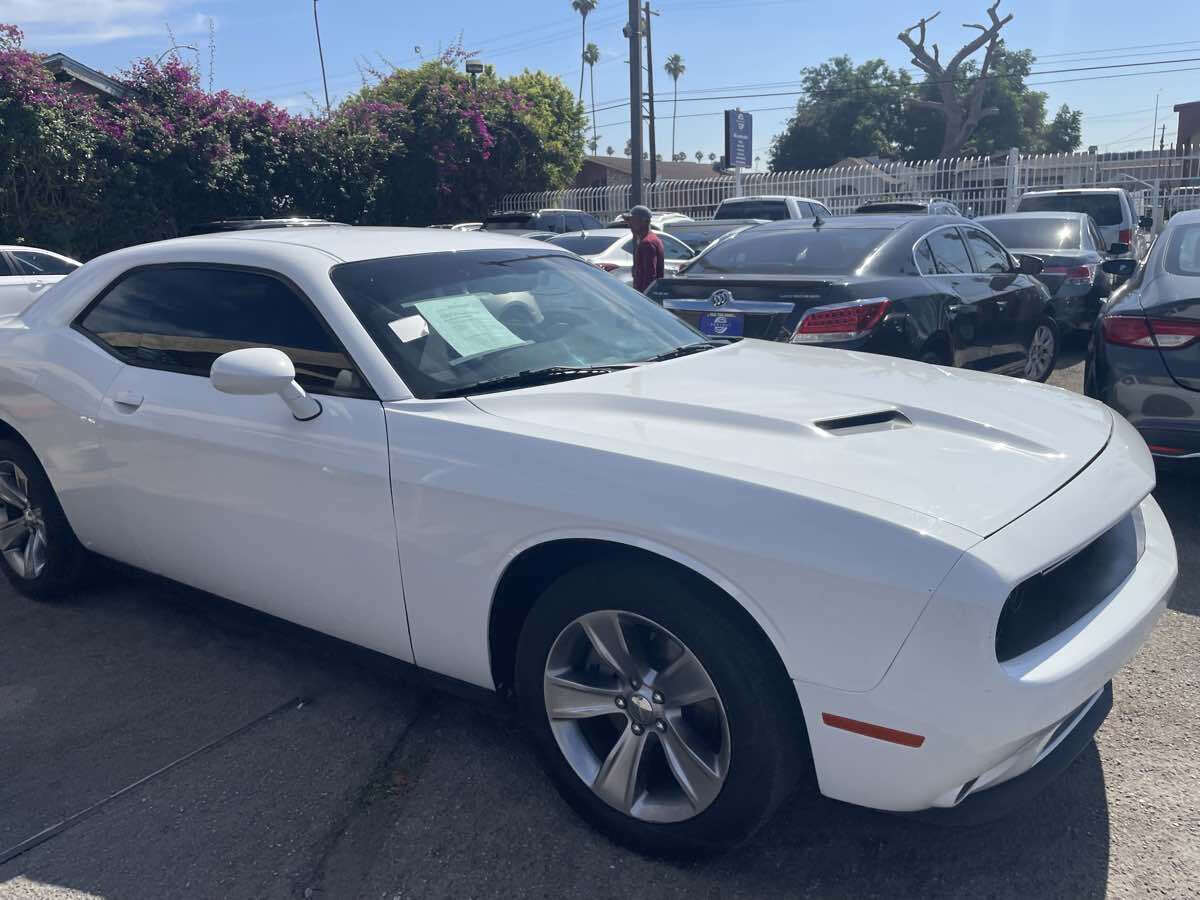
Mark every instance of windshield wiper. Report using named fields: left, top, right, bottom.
left=642, top=342, right=717, bottom=363
left=435, top=365, right=637, bottom=398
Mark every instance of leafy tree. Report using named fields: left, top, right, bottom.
left=1042, top=104, right=1083, bottom=153
left=769, top=57, right=913, bottom=170
left=664, top=53, right=685, bottom=159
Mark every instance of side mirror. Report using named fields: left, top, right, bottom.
left=1016, top=254, right=1044, bottom=275
left=210, top=347, right=322, bottom=421
left=1102, top=258, right=1137, bottom=279
left=1139, top=215, right=1153, bottom=230
left=1108, top=242, right=1130, bottom=255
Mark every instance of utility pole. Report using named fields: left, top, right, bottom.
left=1151, top=90, right=1160, bottom=153
left=313, top=0, right=331, bottom=115
left=643, top=3, right=658, bottom=188
left=625, top=0, right=643, bottom=207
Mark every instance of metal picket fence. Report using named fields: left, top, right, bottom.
left=496, top=145, right=1200, bottom=226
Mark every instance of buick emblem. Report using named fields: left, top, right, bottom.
left=709, top=289, right=733, bottom=308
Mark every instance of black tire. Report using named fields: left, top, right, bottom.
left=0, top=439, right=88, bottom=599
left=1023, top=317, right=1059, bottom=383
left=515, top=559, right=807, bottom=855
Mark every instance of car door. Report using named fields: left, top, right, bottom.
left=962, top=226, right=1035, bottom=367
left=0, top=251, right=56, bottom=316
left=922, top=226, right=997, bottom=368
left=76, top=264, right=414, bottom=662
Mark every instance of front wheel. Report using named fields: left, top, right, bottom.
left=1023, top=318, right=1059, bottom=382
left=515, top=560, right=806, bottom=854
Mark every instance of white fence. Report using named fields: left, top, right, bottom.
left=496, top=146, right=1200, bottom=225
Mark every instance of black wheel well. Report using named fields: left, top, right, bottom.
left=487, top=539, right=795, bottom=705
left=0, top=418, right=35, bottom=455
left=920, top=331, right=953, bottom=364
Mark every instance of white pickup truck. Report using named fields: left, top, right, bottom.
left=713, top=195, right=833, bottom=221
left=0, top=246, right=81, bottom=316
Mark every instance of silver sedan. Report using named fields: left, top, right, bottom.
left=547, top=229, right=696, bottom=285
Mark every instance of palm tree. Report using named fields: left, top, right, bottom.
left=571, top=0, right=597, bottom=102
left=583, top=42, right=600, bottom=146
left=708, top=152, right=716, bottom=162
left=664, top=54, right=685, bottom=159
left=588, top=137, right=599, bottom=155
left=606, top=145, right=615, bottom=156
left=695, top=150, right=704, bottom=163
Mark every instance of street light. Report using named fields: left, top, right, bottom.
left=466, top=60, right=484, bottom=88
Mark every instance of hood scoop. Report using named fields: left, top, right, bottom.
left=815, top=409, right=911, bottom=436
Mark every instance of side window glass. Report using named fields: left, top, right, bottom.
left=10, top=251, right=77, bottom=276
left=964, top=229, right=1011, bottom=273
left=620, top=238, right=636, bottom=254
left=928, top=229, right=972, bottom=274
left=661, top=236, right=694, bottom=260
left=77, top=267, right=364, bottom=396
left=565, top=214, right=585, bottom=232
left=580, top=213, right=604, bottom=229
left=914, top=239, right=936, bottom=275
left=0, top=255, right=12, bottom=277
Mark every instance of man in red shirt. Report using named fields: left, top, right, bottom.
left=627, top=205, right=664, bottom=292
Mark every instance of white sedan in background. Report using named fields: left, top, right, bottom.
left=0, top=246, right=80, bottom=316
left=0, top=227, right=1175, bottom=853
left=547, top=228, right=696, bottom=284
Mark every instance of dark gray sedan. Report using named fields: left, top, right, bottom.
left=977, top=212, right=1123, bottom=333
left=1085, top=209, right=1200, bottom=462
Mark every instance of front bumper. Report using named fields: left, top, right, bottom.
left=794, top=415, right=1176, bottom=814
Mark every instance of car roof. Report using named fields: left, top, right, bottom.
left=141, top=225, right=572, bottom=262
left=1020, top=188, right=1125, bottom=196
left=551, top=229, right=628, bottom=239
left=978, top=211, right=1088, bottom=221
left=1168, top=209, right=1200, bottom=224
left=718, top=195, right=823, bottom=203
left=754, top=214, right=961, bottom=230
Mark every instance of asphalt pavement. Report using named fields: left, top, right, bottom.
left=2, top=344, right=1197, bottom=899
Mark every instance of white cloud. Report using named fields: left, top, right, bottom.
left=0, top=1, right=212, bottom=47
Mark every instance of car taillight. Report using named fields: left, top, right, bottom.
left=594, top=262, right=620, bottom=272
left=1119, top=229, right=1132, bottom=244
left=1042, top=265, right=1093, bottom=282
left=1103, top=315, right=1200, bottom=349
left=791, top=299, right=890, bottom=344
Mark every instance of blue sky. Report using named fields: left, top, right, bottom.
left=3, top=0, right=1197, bottom=167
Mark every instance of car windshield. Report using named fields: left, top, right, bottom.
left=548, top=234, right=621, bottom=255
left=330, top=250, right=704, bottom=398
left=981, top=218, right=1081, bottom=250
left=1165, top=224, right=1200, bottom=276
left=1017, top=194, right=1123, bottom=226
left=684, top=227, right=892, bottom=275
left=714, top=201, right=793, bottom=221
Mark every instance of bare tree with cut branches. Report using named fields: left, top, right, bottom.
left=897, top=0, right=1014, bottom=157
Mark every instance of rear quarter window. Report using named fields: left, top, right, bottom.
left=715, top=201, right=792, bottom=221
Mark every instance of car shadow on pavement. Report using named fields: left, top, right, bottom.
left=1, top=569, right=1113, bottom=900
left=1154, top=469, right=1199, bottom=615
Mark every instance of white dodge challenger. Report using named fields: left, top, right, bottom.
left=0, top=227, right=1176, bottom=852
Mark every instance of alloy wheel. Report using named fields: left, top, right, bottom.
left=0, top=461, right=48, bottom=579
left=543, top=609, right=730, bottom=823
left=1025, top=324, right=1056, bottom=380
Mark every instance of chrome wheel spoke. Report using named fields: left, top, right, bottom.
left=0, top=518, right=27, bottom=551
left=579, top=611, right=640, bottom=683
left=592, top=726, right=648, bottom=814
left=26, top=527, right=47, bottom=578
left=660, top=717, right=724, bottom=810
left=0, top=471, right=27, bottom=511
left=653, top=651, right=716, bottom=706
left=545, top=672, right=622, bottom=720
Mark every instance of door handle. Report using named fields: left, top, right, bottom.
left=995, top=299, right=1009, bottom=309
left=113, top=390, right=143, bottom=410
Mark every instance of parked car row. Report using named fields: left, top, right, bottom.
left=0, top=245, right=81, bottom=316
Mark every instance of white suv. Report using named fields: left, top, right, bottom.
left=713, top=195, right=833, bottom=221
left=1016, top=188, right=1151, bottom=259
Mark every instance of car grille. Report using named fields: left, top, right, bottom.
left=995, top=509, right=1142, bottom=662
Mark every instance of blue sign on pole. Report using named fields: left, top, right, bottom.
left=724, top=109, right=753, bottom=170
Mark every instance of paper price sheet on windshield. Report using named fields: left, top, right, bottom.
left=413, top=294, right=528, bottom=362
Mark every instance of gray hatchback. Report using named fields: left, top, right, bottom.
left=1085, top=210, right=1200, bottom=462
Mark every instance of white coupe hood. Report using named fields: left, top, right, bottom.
left=469, top=340, right=1113, bottom=537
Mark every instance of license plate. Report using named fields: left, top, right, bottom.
left=698, top=311, right=743, bottom=337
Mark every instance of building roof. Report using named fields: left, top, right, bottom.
left=582, top=155, right=719, bottom=180
left=1174, top=101, right=1200, bottom=112
left=42, top=53, right=128, bottom=99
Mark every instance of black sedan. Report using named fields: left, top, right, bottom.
left=976, top=212, right=1124, bottom=332
left=1085, top=209, right=1200, bottom=462
left=647, top=215, right=1059, bottom=380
